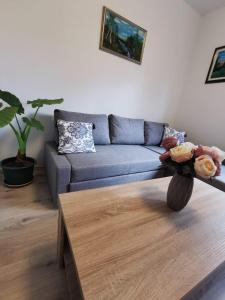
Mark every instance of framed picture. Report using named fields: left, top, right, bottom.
left=99, top=7, right=147, bottom=65
left=205, top=46, right=225, bottom=84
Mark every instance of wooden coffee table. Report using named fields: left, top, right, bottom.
left=58, top=177, right=225, bottom=300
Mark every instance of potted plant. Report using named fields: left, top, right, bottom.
left=0, top=90, right=63, bottom=186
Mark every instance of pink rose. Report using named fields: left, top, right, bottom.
left=194, top=146, right=204, bottom=158
left=161, top=137, right=178, bottom=151
left=194, top=146, right=224, bottom=162
left=159, top=151, right=170, bottom=162
left=214, top=160, right=221, bottom=177
left=211, top=146, right=225, bottom=163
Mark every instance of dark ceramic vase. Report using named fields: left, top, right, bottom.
left=167, top=173, right=194, bottom=211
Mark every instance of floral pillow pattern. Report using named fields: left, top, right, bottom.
left=161, top=126, right=185, bottom=146
left=57, top=119, right=96, bottom=154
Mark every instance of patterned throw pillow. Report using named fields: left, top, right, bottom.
left=161, top=126, right=185, bottom=145
left=57, top=119, right=96, bottom=154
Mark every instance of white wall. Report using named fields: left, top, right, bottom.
left=175, top=6, right=225, bottom=149
left=0, top=0, right=199, bottom=164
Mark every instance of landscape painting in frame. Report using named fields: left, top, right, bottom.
left=100, top=7, right=147, bottom=64
left=206, top=46, right=225, bottom=83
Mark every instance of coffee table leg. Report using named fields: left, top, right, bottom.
left=58, top=208, right=66, bottom=268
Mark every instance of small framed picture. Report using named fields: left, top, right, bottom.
left=205, top=46, right=225, bottom=84
left=99, top=7, right=147, bottom=65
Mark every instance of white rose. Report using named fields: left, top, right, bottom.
left=194, top=155, right=217, bottom=179
left=182, top=142, right=197, bottom=151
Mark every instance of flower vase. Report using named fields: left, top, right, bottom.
left=167, top=173, right=194, bottom=211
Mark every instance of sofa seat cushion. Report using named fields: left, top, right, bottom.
left=65, top=145, right=162, bottom=182
left=144, top=145, right=166, bottom=154
left=211, top=165, right=225, bottom=192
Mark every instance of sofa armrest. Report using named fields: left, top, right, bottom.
left=45, top=141, right=71, bottom=207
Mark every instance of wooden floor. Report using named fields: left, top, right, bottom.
left=0, top=170, right=69, bottom=300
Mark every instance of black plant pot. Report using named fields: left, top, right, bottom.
left=167, top=173, right=194, bottom=211
left=1, top=157, right=35, bottom=187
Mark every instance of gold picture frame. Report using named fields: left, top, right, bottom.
left=99, top=7, right=147, bottom=65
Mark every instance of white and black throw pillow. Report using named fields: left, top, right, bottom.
left=161, top=126, right=185, bottom=145
left=57, top=119, right=96, bottom=154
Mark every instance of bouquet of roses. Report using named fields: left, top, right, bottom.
left=159, top=137, right=225, bottom=179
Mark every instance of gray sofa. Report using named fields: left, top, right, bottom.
left=45, top=110, right=225, bottom=207
left=45, top=110, right=168, bottom=206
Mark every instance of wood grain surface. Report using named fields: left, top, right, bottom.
left=0, top=170, right=69, bottom=300
left=59, top=177, right=225, bottom=300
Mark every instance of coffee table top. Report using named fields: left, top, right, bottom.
left=59, top=177, right=225, bottom=300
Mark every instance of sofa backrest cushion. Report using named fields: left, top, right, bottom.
left=54, top=110, right=110, bottom=145
left=109, top=114, right=144, bottom=145
left=144, top=121, right=169, bottom=146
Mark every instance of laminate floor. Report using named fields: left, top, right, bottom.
left=0, top=170, right=69, bottom=300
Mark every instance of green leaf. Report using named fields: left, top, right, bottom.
left=22, top=117, right=44, bottom=131
left=0, top=107, right=18, bottom=127
left=0, top=102, right=2, bottom=108
left=0, top=90, right=24, bottom=114
left=27, top=98, right=64, bottom=108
